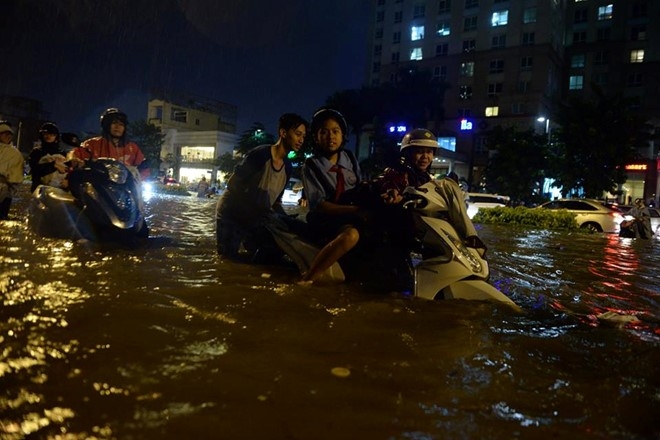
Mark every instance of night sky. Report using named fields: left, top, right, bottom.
left=0, top=0, right=370, bottom=135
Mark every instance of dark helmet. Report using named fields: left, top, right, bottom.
left=310, top=108, right=348, bottom=140
left=100, top=108, right=128, bottom=133
left=400, top=128, right=438, bottom=152
left=61, top=132, right=81, bottom=148
left=39, top=122, right=60, bottom=143
left=39, top=122, right=60, bottom=136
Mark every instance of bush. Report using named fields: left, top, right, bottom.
left=154, top=183, right=191, bottom=196
left=472, top=206, right=580, bottom=231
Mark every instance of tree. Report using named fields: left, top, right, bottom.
left=128, top=120, right=165, bottom=176
left=483, top=126, right=549, bottom=205
left=552, top=85, right=651, bottom=198
left=214, top=152, right=239, bottom=175
left=236, top=123, right=275, bottom=156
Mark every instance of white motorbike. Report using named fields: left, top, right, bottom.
left=400, top=182, right=520, bottom=311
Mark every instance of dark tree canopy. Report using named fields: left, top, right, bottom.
left=128, top=120, right=165, bottom=175
left=552, top=86, right=651, bottom=198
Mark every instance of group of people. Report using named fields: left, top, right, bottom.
left=214, top=107, right=482, bottom=288
left=0, top=108, right=150, bottom=220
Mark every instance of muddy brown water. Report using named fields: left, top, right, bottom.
left=1, top=183, right=658, bottom=439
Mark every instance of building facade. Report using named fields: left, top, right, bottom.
left=147, top=91, right=239, bottom=187
left=366, top=0, right=659, bottom=203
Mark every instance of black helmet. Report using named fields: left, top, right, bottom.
left=311, top=108, right=348, bottom=139
left=61, top=132, right=81, bottom=148
left=39, top=122, right=60, bottom=136
left=400, top=128, right=438, bottom=152
left=100, top=108, right=128, bottom=133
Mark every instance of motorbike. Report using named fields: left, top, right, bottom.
left=28, top=158, right=148, bottom=243
left=268, top=180, right=521, bottom=311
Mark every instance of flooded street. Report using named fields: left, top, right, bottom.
left=1, top=183, right=659, bottom=439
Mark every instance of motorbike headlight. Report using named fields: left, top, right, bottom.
left=105, top=162, right=128, bottom=184
left=443, top=230, right=483, bottom=273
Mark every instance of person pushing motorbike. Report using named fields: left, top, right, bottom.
left=69, top=108, right=150, bottom=180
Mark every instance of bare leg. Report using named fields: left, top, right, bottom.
left=301, top=226, right=359, bottom=283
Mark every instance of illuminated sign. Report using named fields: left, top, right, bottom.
left=625, top=164, right=647, bottom=171
left=460, top=119, right=473, bottom=131
left=388, top=125, right=407, bottom=133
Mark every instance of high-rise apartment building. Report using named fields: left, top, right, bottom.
left=366, top=0, right=659, bottom=200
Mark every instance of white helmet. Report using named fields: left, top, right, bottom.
left=400, top=129, right=439, bottom=152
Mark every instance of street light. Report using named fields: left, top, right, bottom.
left=537, top=116, right=550, bottom=142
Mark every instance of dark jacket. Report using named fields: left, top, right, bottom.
left=28, top=142, right=66, bottom=192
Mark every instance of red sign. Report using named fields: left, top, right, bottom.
left=625, top=164, right=647, bottom=171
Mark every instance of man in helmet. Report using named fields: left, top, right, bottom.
left=28, top=122, right=69, bottom=192
left=373, top=129, right=486, bottom=290
left=376, top=128, right=438, bottom=204
left=0, top=121, right=25, bottom=220
left=299, top=108, right=367, bottom=284
left=69, top=108, right=150, bottom=180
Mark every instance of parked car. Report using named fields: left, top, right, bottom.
left=281, top=178, right=303, bottom=205
left=616, top=205, right=660, bottom=237
left=466, top=193, right=510, bottom=219
left=537, top=199, right=623, bottom=233
left=162, top=176, right=180, bottom=186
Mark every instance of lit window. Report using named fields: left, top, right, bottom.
left=597, top=4, right=613, bottom=20
left=438, top=137, right=456, bottom=152
left=436, top=21, right=451, bottom=36
left=410, top=48, right=423, bottom=60
left=630, top=49, right=644, bottom=63
left=569, top=75, right=584, bottom=90
left=571, top=54, right=585, bottom=68
left=485, top=106, right=499, bottom=117
left=460, top=62, right=474, bottom=77
left=491, top=10, right=508, bottom=26
left=411, top=25, right=424, bottom=41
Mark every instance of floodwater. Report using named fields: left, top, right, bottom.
left=1, top=183, right=659, bottom=440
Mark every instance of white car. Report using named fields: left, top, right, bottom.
left=537, top=199, right=623, bottom=233
left=466, top=193, right=510, bottom=219
left=281, top=178, right=303, bottom=205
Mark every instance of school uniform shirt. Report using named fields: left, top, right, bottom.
left=302, top=151, right=360, bottom=211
